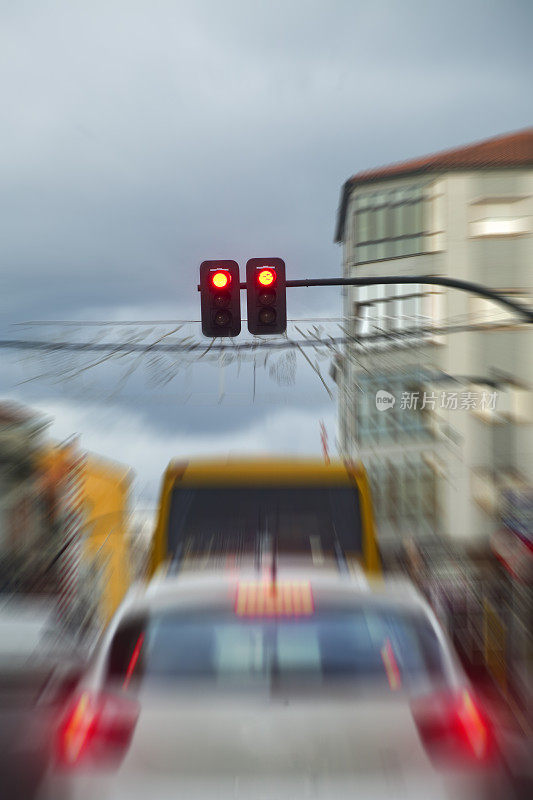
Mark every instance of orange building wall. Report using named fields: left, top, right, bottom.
left=83, top=455, right=133, bottom=623
left=38, top=444, right=133, bottom=625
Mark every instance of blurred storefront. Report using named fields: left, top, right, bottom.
left=0, top=402, right=50, bottom=592
left=402, top=494, right=532, bottom=732
left=490, top=487, right=533, bottom=724
left=0, top=400, right=134, bottom=639
left=38, top=443, right=134, bottom=632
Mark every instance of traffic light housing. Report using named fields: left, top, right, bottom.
left=246, top=258, right=287, bottom=335
left=199, top=260, right=241, bottom=337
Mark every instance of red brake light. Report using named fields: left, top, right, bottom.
left=257, top=268, right=276, bottom=287
left=57, top=691, right=97, bottom=766
left=211, top=270, right=230, bottom=289
left=455, top=690, right=490, bottom=760
left=57, top=691, right=139, bottom=768
left=412, top=689, right=494, bottom=766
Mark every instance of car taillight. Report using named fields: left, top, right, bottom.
left=411, top=689, right=496, bottom=767
left=56, top=690, right=139, bottom=768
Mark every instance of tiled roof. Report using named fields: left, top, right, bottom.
left=335, top=129, right=533, bottom=242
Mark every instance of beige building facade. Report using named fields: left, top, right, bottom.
left=335, top=130, right=533, bottom=554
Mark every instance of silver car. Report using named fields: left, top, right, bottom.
left=43, top=568, right=511, bottom=800
left=0, top=598, right=84, bottom=800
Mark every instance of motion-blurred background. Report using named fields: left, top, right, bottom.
left=0, top=1, right=531, bottom=798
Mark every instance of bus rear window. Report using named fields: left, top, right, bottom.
left=166, top=485, right=362, bottom=564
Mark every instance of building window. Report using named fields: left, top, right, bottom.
left=470, top=199, right=530, bottom=238
left=351, top=372, right=435, bottom=449
left=353, top=185, right=427, bottom=265
left=425, top=182, right=445, bottom=252
left=351, top=283, right=443, bottom=348
left=366, top=457, right=437, bottom=535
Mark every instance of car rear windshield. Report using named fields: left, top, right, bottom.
left=167, top=485, right=363, bottom=563
left=106, top=607, right=446, bottom=693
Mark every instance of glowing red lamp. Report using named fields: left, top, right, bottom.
left=257, top=268, right=276, bottom=287
left=211, top=270, right=230, bottom=289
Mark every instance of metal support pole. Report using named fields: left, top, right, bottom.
left=198, top=274, right=533, bottom=322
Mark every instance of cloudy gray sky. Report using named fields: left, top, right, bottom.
left=1, top=0, right=531, bottom=501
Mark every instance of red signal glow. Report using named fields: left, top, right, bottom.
left=257, top=268, right=276, bottom=287
left=211, top=271, right=230, bottom=289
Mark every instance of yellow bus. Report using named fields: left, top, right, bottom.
left=149, top=457, right=381, bottom=577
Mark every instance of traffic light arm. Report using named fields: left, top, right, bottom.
left=197, top=274, right=533, bottom=322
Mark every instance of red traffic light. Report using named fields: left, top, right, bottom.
left=200, top=260, right=241, bottom=337
left=257, top=268, right=276, bottom=287
left=211, top=270, right=231, bottom=290
left=246, top=258, right=286, bottom=335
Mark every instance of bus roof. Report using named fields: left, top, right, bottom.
left=165, top=457, right=361, bottom=486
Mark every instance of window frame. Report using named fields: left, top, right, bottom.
left=352, top=183, right=437, bottom=265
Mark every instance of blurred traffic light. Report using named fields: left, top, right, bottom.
left=199, top=260, right=241, bottom=337
left=246, top=258, right=287, bottom=335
